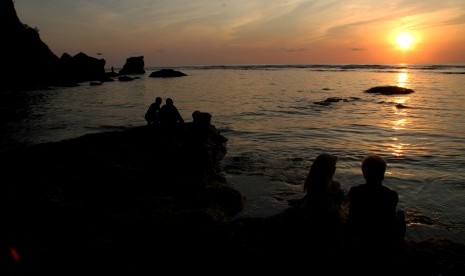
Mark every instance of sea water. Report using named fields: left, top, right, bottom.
left=2, top=64, right=465, bottom=243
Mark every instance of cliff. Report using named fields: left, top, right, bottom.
left=1, top=0, right=60, bottom=91
left=1, top=0, right=106, bottom=92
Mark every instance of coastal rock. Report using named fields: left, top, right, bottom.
left=396, top=103, right=411, bottom=109
left=119, top=56, right=145, bottom=75
left=59, top=52, right=106, bottom=84
left=314, top=96, right=361, bottom=106
left=1, top=0, right=107, bottom=91
left=1, top=123, right=246, bottom=272
left=1, top=123, right=465, bottom=273
left=2, top=0, right=60, bottom=91
left=365, top=85, right=414, bottom=95
left=118, top=75, right=135, bottom=82
left=149, top=68, right=187, bottom=78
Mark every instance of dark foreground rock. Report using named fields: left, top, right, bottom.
left=0, top=125, right=244, bottom=273
left=1, top=125, right=464, bottom=274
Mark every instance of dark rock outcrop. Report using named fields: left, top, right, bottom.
left=1, top=123, right=465, bottom=273
left=1, top=0, right=60, bottom=91
left=314, top=97, right=360, bottom=106
left=1, top=124, right=245, bottom=272
left=119, top=56, right=145, bottom=75
left=1, top=0, right=107, bottom=91
left=149, top=68, right=187, bottom=78
left=365, top=85, right=414, bottom=95
left=118, top=75, right=135, bottom=82
left=58, top=52, right=106, bottom=85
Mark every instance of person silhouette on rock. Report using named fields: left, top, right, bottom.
left=346, top=154, right=406, bottom=255
left=158, top=98, right=184, bottom=127
left=145, top=97, right=162, bottom=125
left=302, top=153, right=346, bottom=256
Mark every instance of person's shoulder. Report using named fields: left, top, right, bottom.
left=382, top=185, right=399, bottom=199
left=349, top=183, right=364, bottom=193
left=348, top=184, right=368, bottom=198
left=330, top=180, right=342, bottom=190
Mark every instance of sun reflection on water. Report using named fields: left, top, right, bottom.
left=393, top=118, right=407, bottom=130
left=390, top=69, right=412, bottom=157
left=390, top=110, right=408, bottom=157
left=397, top=69, right=409, bottom=88
left=389, top=137, right=409, bottom=157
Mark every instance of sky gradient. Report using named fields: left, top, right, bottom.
left=15, top=0, right=465, bottom=67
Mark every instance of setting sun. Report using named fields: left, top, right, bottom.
left=396, top=33, right=415, bottom=50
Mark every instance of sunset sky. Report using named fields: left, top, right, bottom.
left=15, top=0, right=465, bottom=67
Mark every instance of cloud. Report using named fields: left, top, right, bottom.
left=14, top=0, right=465, bottom=65
left=282, top=47, right=308, bottom=52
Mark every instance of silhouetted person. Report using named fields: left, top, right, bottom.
left=193, top=111, right=228, bottom=170
left=302, top=153, right=345, bottom=255
left=347, top=154, right=406, bottom=256
left=158, top=98, right=184, bottom=127
left=187, top=111, right=226, bottom=184
left=145, top=97, right=162, bottom=125
left=303, top=153, right=345, bottom=225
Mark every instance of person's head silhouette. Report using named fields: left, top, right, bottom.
left=192, top=110, right=201, bottom=123
left=304, top=153, right=337, bottom=193
left=361, top=155, right=387, bottom=185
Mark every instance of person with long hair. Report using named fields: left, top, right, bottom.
left=303, top=153, right=345, bottom=226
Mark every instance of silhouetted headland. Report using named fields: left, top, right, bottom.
left=1, top=0, right=148, bottom=92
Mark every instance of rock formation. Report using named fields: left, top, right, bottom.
left=2, top=124, right=465, bottom=273
left=58, top=52, right=106, bottom=85
left=1, top=0, right=107, bottom=91
left=365, top=86, right=414, bottom=95
left=119, top=56, right=145, bottom=74
left=1, top=0, right=60, bottom=91
left=149, top=68, right=187, bottom=78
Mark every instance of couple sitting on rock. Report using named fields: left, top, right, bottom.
left=302, top=153, right=406, bottom=255
left=145, top=97, right=184, bottom=126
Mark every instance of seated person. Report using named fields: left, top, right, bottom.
left=145, top=97, right=162, bottom=125
left=347, top=154, right=406, bottom=252
left=158, top=98, right=184, bottom=127
left=303, top=153, right=345, bottom=227
left=186, top=111, right=226, bottom=182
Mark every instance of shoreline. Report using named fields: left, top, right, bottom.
left=228, top=174, right=465, bottom=245
left=1, top=125, right=465, bottom=273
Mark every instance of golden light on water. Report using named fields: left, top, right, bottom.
left=393, top=118, right=407, bottom=130
left=390, top=137, right=407, bottom=157
left=397, top=69, right=409, bottom=88
left=390, top=84, right=412, bottom=157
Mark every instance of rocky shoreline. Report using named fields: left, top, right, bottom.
left=1, top=124, right=465, bottom=274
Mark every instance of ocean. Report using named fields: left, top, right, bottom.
left=2, top=64, right=465, bottom=243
